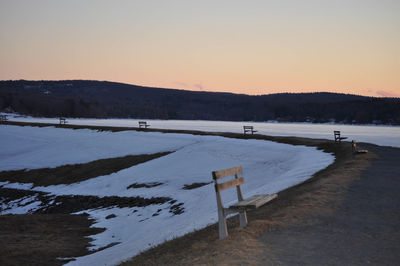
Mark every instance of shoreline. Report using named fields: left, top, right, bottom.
left=2, top=113, right=400, bottom=127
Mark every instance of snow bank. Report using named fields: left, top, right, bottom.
left=0, top=125, right=199, bottom=171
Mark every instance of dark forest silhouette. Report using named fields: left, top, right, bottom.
left=1, top=80, right=399, bottom=125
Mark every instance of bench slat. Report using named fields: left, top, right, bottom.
left=212, top=166, right=243, bottom=180
left=217, top=177, right=244, bottom=191
left=229, top=194, right=277, bottom=210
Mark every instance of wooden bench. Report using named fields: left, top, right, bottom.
left=0, top=114, right=8, bottom=123
left=59, top=117, right=67, bottom=125
left=212, top=166, right=277, bottom=239
left=138, top=121, right=150, bottom=129
left=334, top=131, right=347, bottom=143
left=351, top=140, right=368, bottom=154
left=243, top=125, right=257, bottom=135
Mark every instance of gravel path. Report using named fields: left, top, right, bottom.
left=259, top=144, right=400, bottom=265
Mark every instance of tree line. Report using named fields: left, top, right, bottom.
left=1, top=80, right=399, bottom=125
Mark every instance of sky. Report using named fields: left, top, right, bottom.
left=0, top=0, right=399, bottom=97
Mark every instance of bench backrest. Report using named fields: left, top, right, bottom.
left=213, top=166, right=245, bottom=207
left=243, top=126, right=253, bottom=130
left=334, top=131, right=341, bottom=141
left=213, top=166, right=242, bottom=180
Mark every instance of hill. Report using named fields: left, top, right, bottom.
left=0, top=80, right=399, bottom=124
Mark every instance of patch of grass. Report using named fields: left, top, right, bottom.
left=182, top=182, right=212, bottom=190
left=39, top=194, right=172, bottom=214
left=0, top=152, right=172, bottom=187
left=0, top=213, right=104, bottom=266
left=127, top=182, right=163, bottom=189
left=169, top=203, right=184, bottom=215
left=0, top=187, right=172, bottom=214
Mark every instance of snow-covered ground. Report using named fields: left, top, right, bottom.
left=4, top=113, right=400, bottom=147
left=0, top=125, right=197, bottom=171
left=0, top=125, right=334, bottom=265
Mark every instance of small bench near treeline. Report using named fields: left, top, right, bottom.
left=0, top=114, right=8, bottom=123
left=243, top=125, right=257, bottom=135
left=334, top=130, right=347, bottom=143
left=138, top=121, right=150, bottom=129
left=212, top=166, right=277, bottom=239
left=59, top=117, right=67, bottom=125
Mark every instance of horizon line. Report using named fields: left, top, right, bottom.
left=1, top=78, right=399, bottom=99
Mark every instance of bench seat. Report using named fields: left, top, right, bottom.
left=229, top=194, right=277, bottom=210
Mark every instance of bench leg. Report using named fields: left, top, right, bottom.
left=239, top=210, right=248, bottom=227
left=218, top=210, right=228, bottom=239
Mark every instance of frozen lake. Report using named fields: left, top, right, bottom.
left=5, top=114, right=400, bottom=148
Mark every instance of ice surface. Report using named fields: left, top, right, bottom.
left=4, top=113, right=400, bottom=147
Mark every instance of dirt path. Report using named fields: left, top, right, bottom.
left=258, top=143, right=400, bottom=265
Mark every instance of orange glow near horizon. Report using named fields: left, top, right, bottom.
left=1, top=0, right=399, bottom=98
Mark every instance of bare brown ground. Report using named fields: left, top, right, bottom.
left=0, top=214, right=104, bottom=266
left=1, top=121, right=377, bottom=265
left=0, top=152, right=171, bottom=186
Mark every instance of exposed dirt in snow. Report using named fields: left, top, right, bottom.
left=182, top=182, right=212, bottom=190
left=0, top=152, right=172, bottom=186
left=0, top=213, right=104, bottom=266
left=0, top=187, right=175, bottom=214
left=127, top=182, right=163, bottom=189
left=0, top=185, right=183, bottom=265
